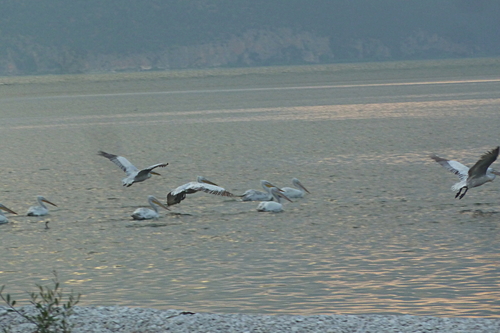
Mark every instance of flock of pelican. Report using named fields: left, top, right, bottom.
left=2, top=146, right=498, bottom=224
left=97, top=151, right=311, bottom=219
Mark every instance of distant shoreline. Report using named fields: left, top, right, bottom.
left=1, top=57, right=500, bottom=85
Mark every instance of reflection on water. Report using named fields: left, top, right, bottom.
left=2, top=98, right=500, bottom=131
left=1, top=65, right=500, bottom=318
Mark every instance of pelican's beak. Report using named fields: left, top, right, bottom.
left=42, top=199, right=57, bottom=207
left=0, top=205, right=17, bottom=215
left=151, top=171, right=161, bottom=176
left=278, top=192, right=293, bottom=203
left=152, top=198, right=170, bottom=210
left=202, top=179, right=218, bottom=186
left=265, top=183, right=284, bottom=192
left=297, top=181, right=311, bottom=194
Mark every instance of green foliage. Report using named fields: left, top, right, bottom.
left=0, top=271, right=81, bottom=333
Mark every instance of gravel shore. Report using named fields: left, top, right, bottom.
left=1, top=306, right=499, bottom=333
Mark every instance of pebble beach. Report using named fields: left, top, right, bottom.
left=1, top=306, right=500, bottom=333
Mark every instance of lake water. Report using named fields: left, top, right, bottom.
left=1, top=59, right=500, bottom=318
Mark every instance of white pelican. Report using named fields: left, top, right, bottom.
left=0, top=204, right=17, bottom=224
left=27, top=196, right=57, bottom=216
left=241, top=180, right=282, bottom=201
left=430, top=146, right=500, bottom=199
left=257, top=187, right=292, bottom=212
left=98, top=151, right=168, bottom=187
left=167, top=178, right=235, bottom=206
left=132, top=195, right=170, bottom=220
left=282, top=178, right=310, bottom=198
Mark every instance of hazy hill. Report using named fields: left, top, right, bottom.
left=1, top=0, right=499, bottom=75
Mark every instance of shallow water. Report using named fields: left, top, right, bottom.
left=1, top=61, right=500, bottom=317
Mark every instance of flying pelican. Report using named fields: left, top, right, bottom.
left=27, top=196, right=57, bottom=216
left=257, top=187, right=292, bottom=212
left=281, top=178, right=310, bottom=198
left=132, top=195, right=170, bottom=220
left=241, top=180, right=283, bottom=201
left=0, top=204, right=17, bottom=224
left=98, top=151, right=168, bottom=187
left=430, top=146, right=500, bottom=199
left=167, top=178, right=235, bottom=206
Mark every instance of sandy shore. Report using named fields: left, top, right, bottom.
left=1, top=306, right=499, bottom=333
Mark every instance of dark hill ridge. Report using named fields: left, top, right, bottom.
left=1, top=1, right=499, bottom=75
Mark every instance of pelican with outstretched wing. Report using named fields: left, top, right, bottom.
left=430, top=146, right=500, bottom=199
left=98, top=151, right=168, bottom=187
left=167, top=176, right=235, bottom=206
left=27, top=196, right=57, bottom=216
left=0, top=204, right=17, bottom=224
left=132, top=195, right=170, bottom=220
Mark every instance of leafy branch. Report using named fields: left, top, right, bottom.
left=0, top=271, right=81, bottom=333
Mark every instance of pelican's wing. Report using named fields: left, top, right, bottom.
left=171, top=182, right=234, bottom=197
left=167, top=182, right=235, bottom=206
left=429, top=154, right=469, bottom=180
left=468, top=146, right=499, bottom=177
left=136, top=163, right=169, bottom=178
left=98, top=151, right=138, bottom=176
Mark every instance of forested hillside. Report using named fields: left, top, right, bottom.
left=1, top=0, right=499, bottom=75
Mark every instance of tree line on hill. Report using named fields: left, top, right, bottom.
left=0, top=0, right=498, bottom=75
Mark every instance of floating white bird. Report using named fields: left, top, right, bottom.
left=430, top=146, right=500, bottom=199
left=131, top=195, right=170, bottom=220
left=257, top=187, right=292, bottom=212
left=167, top=177, right=235, bottom=206
left=241, top=180, right=282, bottom=201
left=281, top=178, right=310, bottom=198
left=98, top=151, right=168, bottom=187
left=27, top=196, right=57, bottom=216
left=0, top=204, right=17, bottom=224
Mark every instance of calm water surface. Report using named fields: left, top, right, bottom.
left=1, top=61, right=500, bottom=317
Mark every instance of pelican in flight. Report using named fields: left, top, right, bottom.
left=430, top=146, right=500, bottom=199
left=257, top=187, right=292, bottom=212
left=282, top=178, right=310, bottom=198
left=27, top=196, right=57, bottom=216
left=241, top=180, right=282, bottom=201
left=167, top=176, right=235, bottom=206
left=0, top=204, right=17, bottom=224
left=98, top=151, right=168, bottom=187
left=132, top=195, right=170, bottom=220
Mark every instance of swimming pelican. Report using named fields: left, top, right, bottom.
left=282, top=178, right=310, bottom=198
left=0, top=204, right=17, bottom=224
left=98, top=151, right=168, bottom=187
left=430, top=146, right=500, bottom=199
left=167, top=178, right=235, bottom=206
left=257, top=187, right=292, bottom=212
left=27, top=196, right=57, bottom=216
left=132, top=195, right=170, bottom=220
left=241, top=180, right=282, bottom=201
